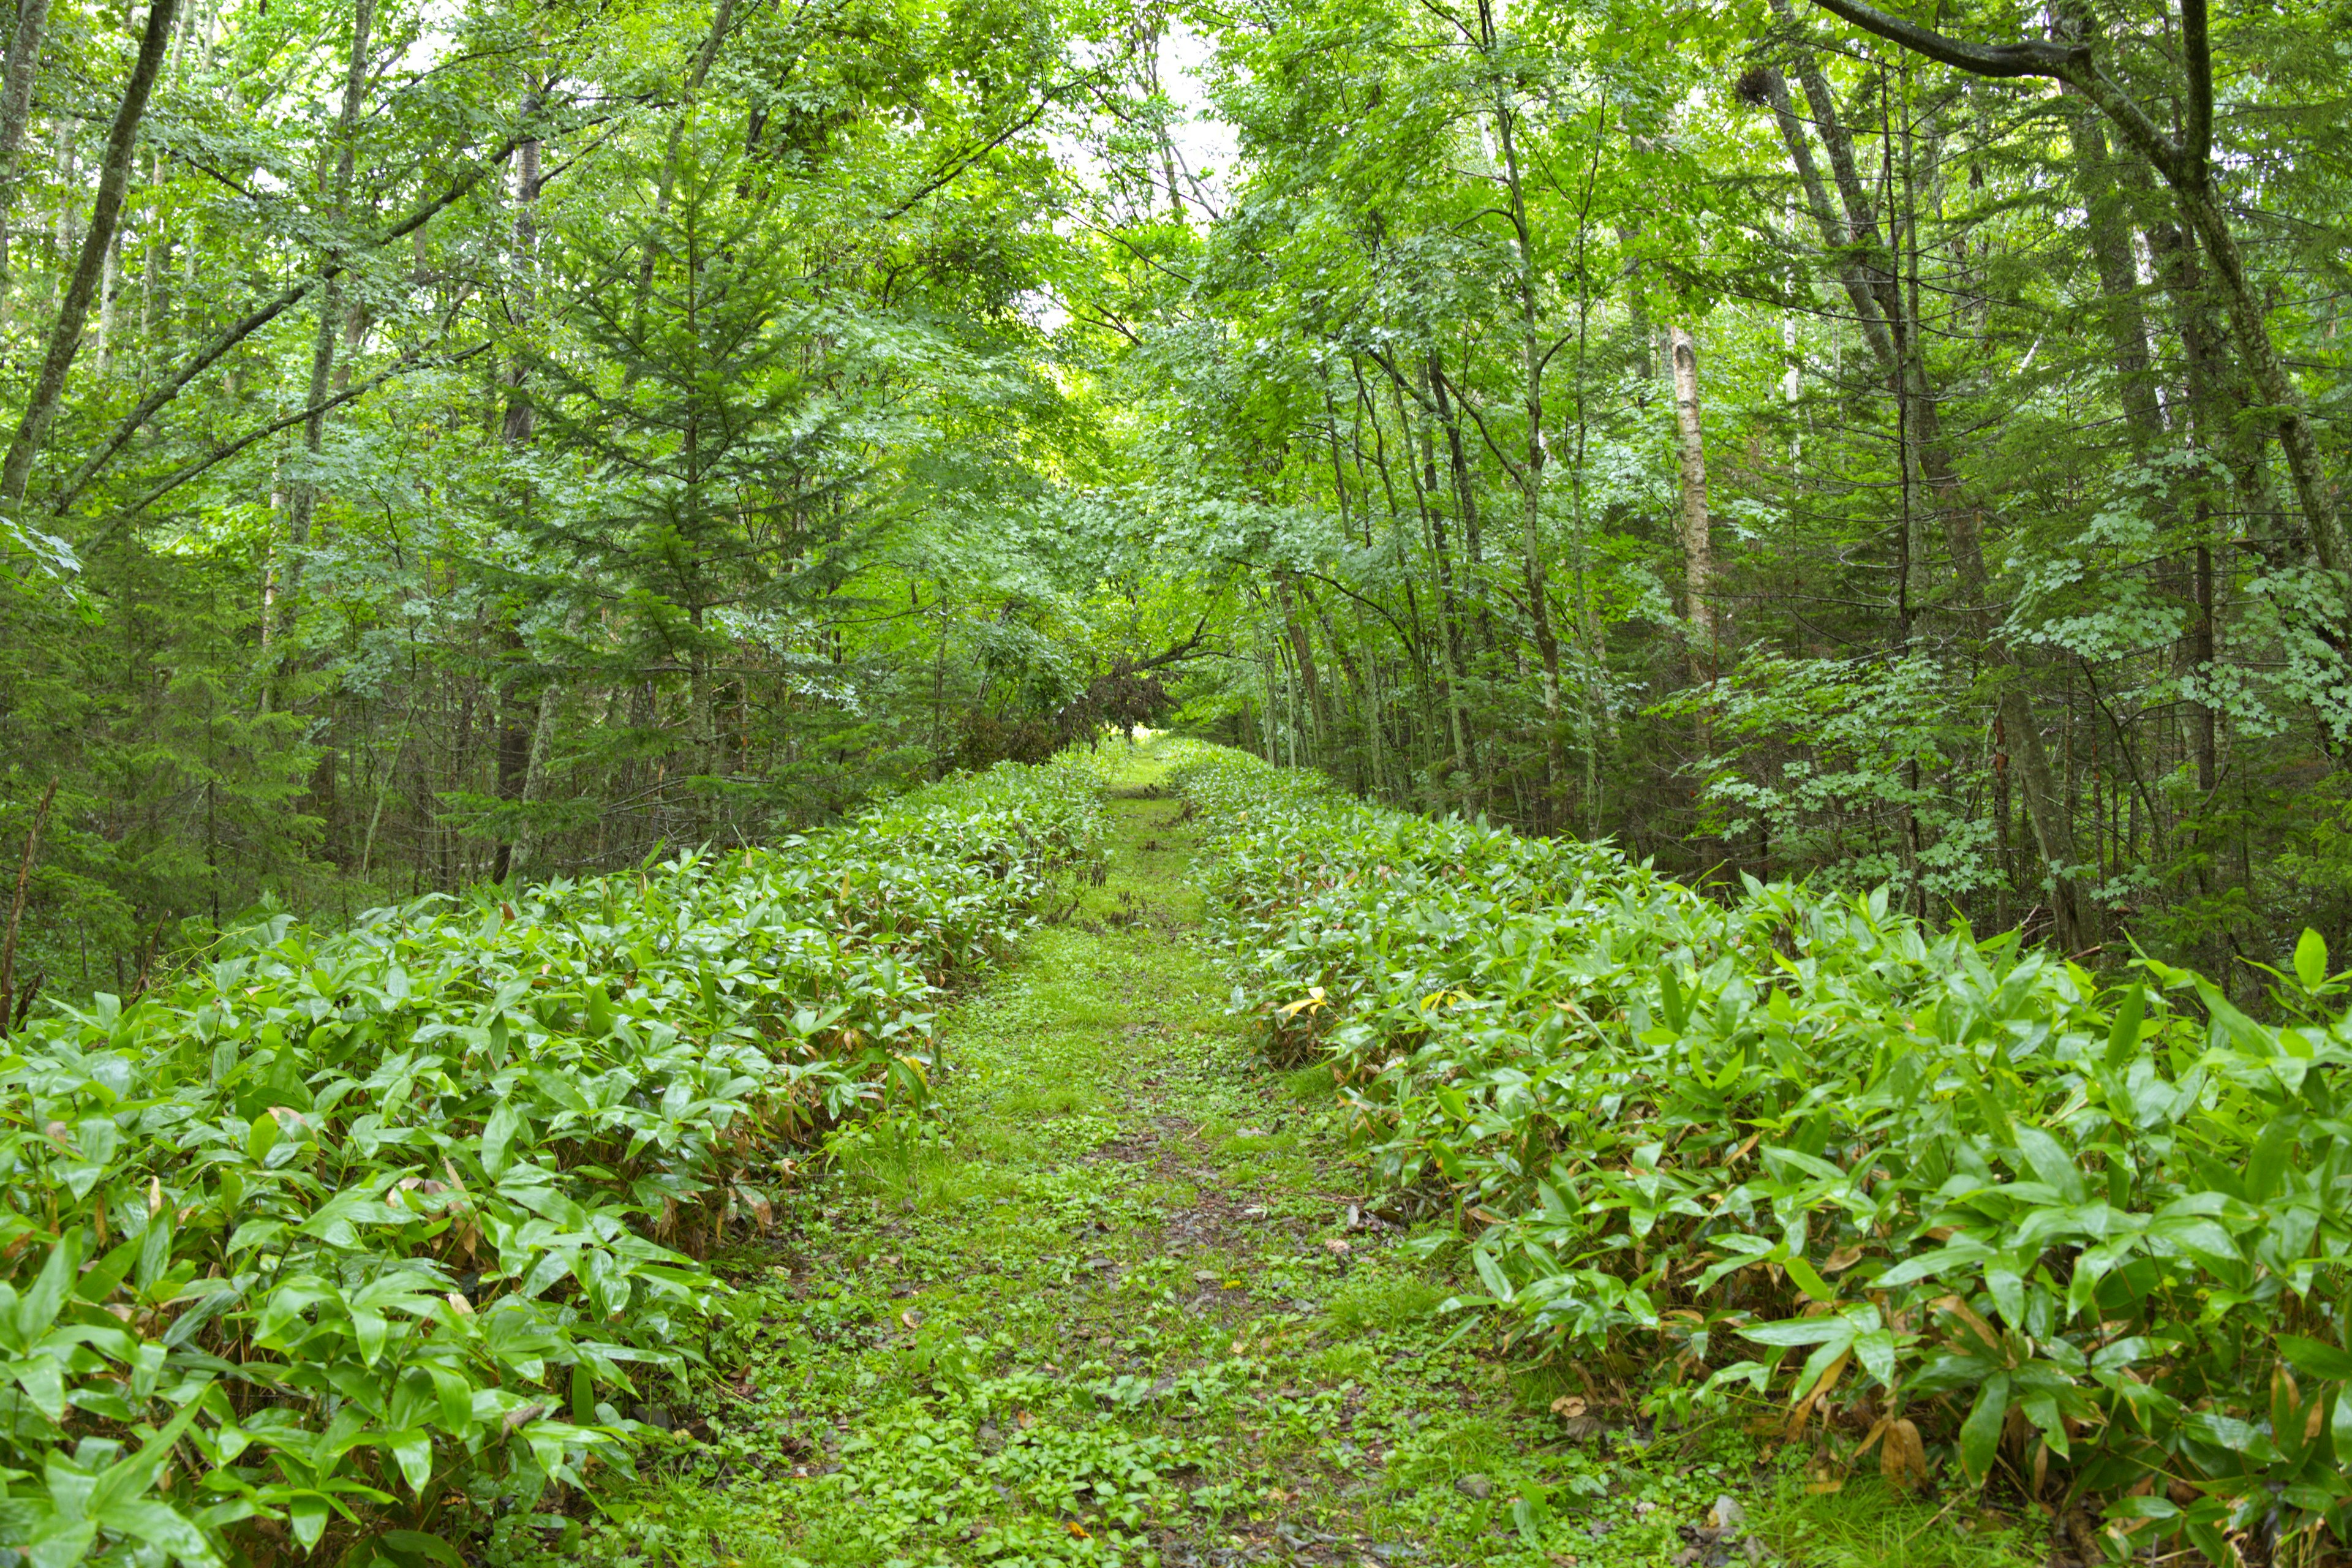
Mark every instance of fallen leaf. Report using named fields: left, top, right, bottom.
left=900, top=1309, right=923, bottom=1331
left=1822, top=1244, right=1864, bottom=1272
left=1881, top=1417, right=1928, bottom=1491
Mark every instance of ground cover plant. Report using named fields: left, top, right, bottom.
left=535, top=744, right=2038, bottom=1568
left=0, top=752, right=1109, bottom=1566
left=1169, top=742, right=2352, bottom=1567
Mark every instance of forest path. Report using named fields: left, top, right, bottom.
left=569, top=748, right=1997, bottom=1568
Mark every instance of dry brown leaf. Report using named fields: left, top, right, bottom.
left=1784, top=1348, right=1852, bottom=1440
left=1880, top=1418, right=1928, bottom=1491
left=1822, top=1245, right=1864, bottom=1273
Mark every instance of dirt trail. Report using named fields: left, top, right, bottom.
left=548, top=752, right=1923, bottom=1568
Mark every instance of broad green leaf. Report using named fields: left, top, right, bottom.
left=289, top=1494, right=330, bottom=1550
left=18, top=1234, right=82, bottom=1342
left=388, top=1428, right=434, bottom=1494
left=2105, top=983, right=2144, bottom=1069
left=1958, top=1373, right=2011, bottom=1485
left=380, top=1530, right=467, bottom=1567
left=2294, top=928, right=2328, bottom=992
left=2277, top=1335, right=2352, bottom=1382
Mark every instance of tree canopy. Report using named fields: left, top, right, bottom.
left=2, top=0, right=2348, bottom=1011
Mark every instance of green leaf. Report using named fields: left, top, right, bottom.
left=1782, top=1256, right=1834, bottom=1302
left=1471, top=1246, right=1514, bottom=1305
left=2105, top=982, right=2144, bottom=1069
left=18, top=1232, right=83, bottom=1342
left=77, top=1235, right=141, bottom=1304
left=380, top=1530, right=467, bottom=1567
left=480, top=1102, right=521, bottom=1178
left=2294, top=928, right=2328, bottom=992
left=23, top=1517, right=99, bottom=1568
left=388, top=1429, right=434, bottom=1494
left=2277, top=1335, right=2352, bottom=1382
left=1958, top=1373, right=2011, bottom=1486
left=91, top=1498, right=222, bottom=1567
left=13, top=1355, right=66, bottom=1422
left=1738, top=1317, right=1855, bottom=1349
left=289, top=1494, right=329, bottom=1551
left=428, top=1367, right=472, bottom=1436
left=246, top=1110, right=280, bottom=1164
left=2247, top=1120, right=2297, bottom=1204
left=2010, top=1126, right=2086, bottom=1204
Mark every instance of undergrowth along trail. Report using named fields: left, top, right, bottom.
left=586, top=745, right=2032, bottom=1568
left=0, top=755, right=1107, bottom=1567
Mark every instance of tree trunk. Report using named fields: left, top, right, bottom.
left=1410, top=395, right=1479, bottom=814
left=1762, top=40, right=2094, bottom=951
left=0, top=0, right=51, bottom=289
left=1667, top=326, right=1714, bottom=684
left=0, top=780, right=57, bottom=1039
left=505, top=682, right=559, bottom=884
left=2064, top=108, right=2161, bottom=439
left=0, top=0, right=178, bottom=504
left=1477, top=19, right=1570, bottom=834
left=284, top=0, right=375, bottom=620
left=1804, top=0, right=2345, bottom=580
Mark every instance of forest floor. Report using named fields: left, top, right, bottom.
left=531, top=747, right=2046, bottom=1568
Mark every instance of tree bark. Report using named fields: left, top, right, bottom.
left=2064, top=108, right=2160, bottom=439
left=1760, top=34, right=2094, bottom=951
left=283, top=0, right=375, bottom=620
left=0, top=0, right=51, bottom=289
left=0, top=0, right=178, bottom=505
left=1667, top=326, right=1714, bottom=684
left=1478, top=28, right=1570, bottom=835
left=0, top=778, right=56, bottom=1037
left=1804, top=0, right=2346, bottom=581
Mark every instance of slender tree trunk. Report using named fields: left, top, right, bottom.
left=0, top=0, right=178, bottom=504
left=634, top=0, right=738, bottom=337
left=2065, top=108, right=2161, bottom=439
left=0, top=0, right=51, bottom=289
left=284, top=0, right=375, bottom=620
left=1667, top=327, right=1714, bottom=684
left=1479, top=28, right=1569, bottom=834
left=505, top=683, right=559, bottom=884
left=0, top=779, right=57, bottom=1038
left=1762, top=43, right=2093, bottom=951
left=1275, top=571, right=1329, bottom=770
left=1409, top=393, right=1478, bottom=814
left=490, top=110, right=543, bottom=883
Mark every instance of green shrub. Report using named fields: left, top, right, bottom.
left=0, top=752, right=1108, bottom=1566
left=1173, top=742, right=2352, bottom=1562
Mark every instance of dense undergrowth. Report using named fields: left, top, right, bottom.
left=0, top=752, right=1107, bottom=1567
left=1170, top=742, right=2352, bottom=1567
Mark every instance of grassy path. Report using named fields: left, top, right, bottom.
left=554, top=751, right=2038, bottom=1568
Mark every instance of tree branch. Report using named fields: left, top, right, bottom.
left=94, top=343, right=491, bottom=536
left=1804, top=0, right=2079, bottom=77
